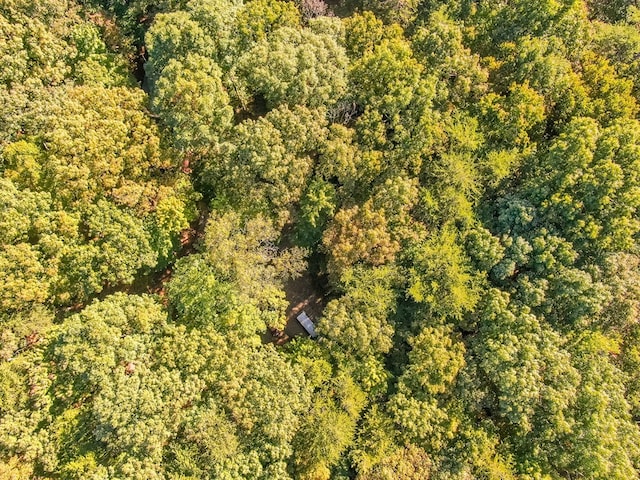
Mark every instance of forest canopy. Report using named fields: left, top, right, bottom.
left=3, top=0, right=640, bottom=479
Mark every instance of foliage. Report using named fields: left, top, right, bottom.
left=151, top=53, right=233, bottom=152
left=236, top=25, right=348, bottom=109
left=3, top=0, right=640, bottom=477
left=203, top=105, right=327, bottom=226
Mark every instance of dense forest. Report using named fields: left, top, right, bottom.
left=2, top=0, right=640, bottom=478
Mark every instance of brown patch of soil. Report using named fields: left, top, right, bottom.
left=264, top=270, right=326, bottom=345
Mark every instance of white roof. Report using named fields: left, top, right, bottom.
left=296, top=311, right=318, bottom=338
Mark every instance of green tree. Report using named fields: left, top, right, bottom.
left=343, top=11, right=403, bottom=59
left=170, top=211, right=306, bottom=331
left=580, top=51, right=638, bottom=124
left=292, top=400, right=356, bottom=480
left=412, top=9, right=488, bottom=107
left=234, top=0, right=301, bottom=49
left=470, top=290, right=579, bottom=438
left=587, top=0, right=639, bottom=22
left=204, top=105, right=327, bottom=226
left=319, top=266, right=398, bottom=358
left=356, top=444, right=432, bottom=480
left=168, top=254, right=266, bottom=339
left=144, top=11, right=214, bottom=85
left=405, top=228, right=479, bottom=321
left=292, top=373, right=365, bottom=479
left=236, top=25, right=347, bottom=109
left=478, top=82, right=546, bottom=151
left=388, top=325, right=466, bottom=450
left=532, top=117, right=640, bottom=255
left=490, top=36, right=589, bottom=131
left=296, top=179, right=337, bottom=248
left=554, top=333, right=640, bottom=479
left=592, top=19, right=640, bottom=102
left=350, top=37, right=438, bottom=169
left=151, top=53, right=233, bottom=152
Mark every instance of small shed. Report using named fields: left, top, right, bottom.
left=296, top=311, right=318, bottom=338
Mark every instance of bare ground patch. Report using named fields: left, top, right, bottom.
left=263, top=270, right=326, bottom=345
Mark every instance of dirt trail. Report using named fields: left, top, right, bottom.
left=117, top=199, right=209, bottom=298
left=61, top=201, right=209, bottom=316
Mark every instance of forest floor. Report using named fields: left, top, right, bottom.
left=262, top=270, right=326, bottom=345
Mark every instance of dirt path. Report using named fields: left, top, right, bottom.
left=61, top=201, right=210, bottom=316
